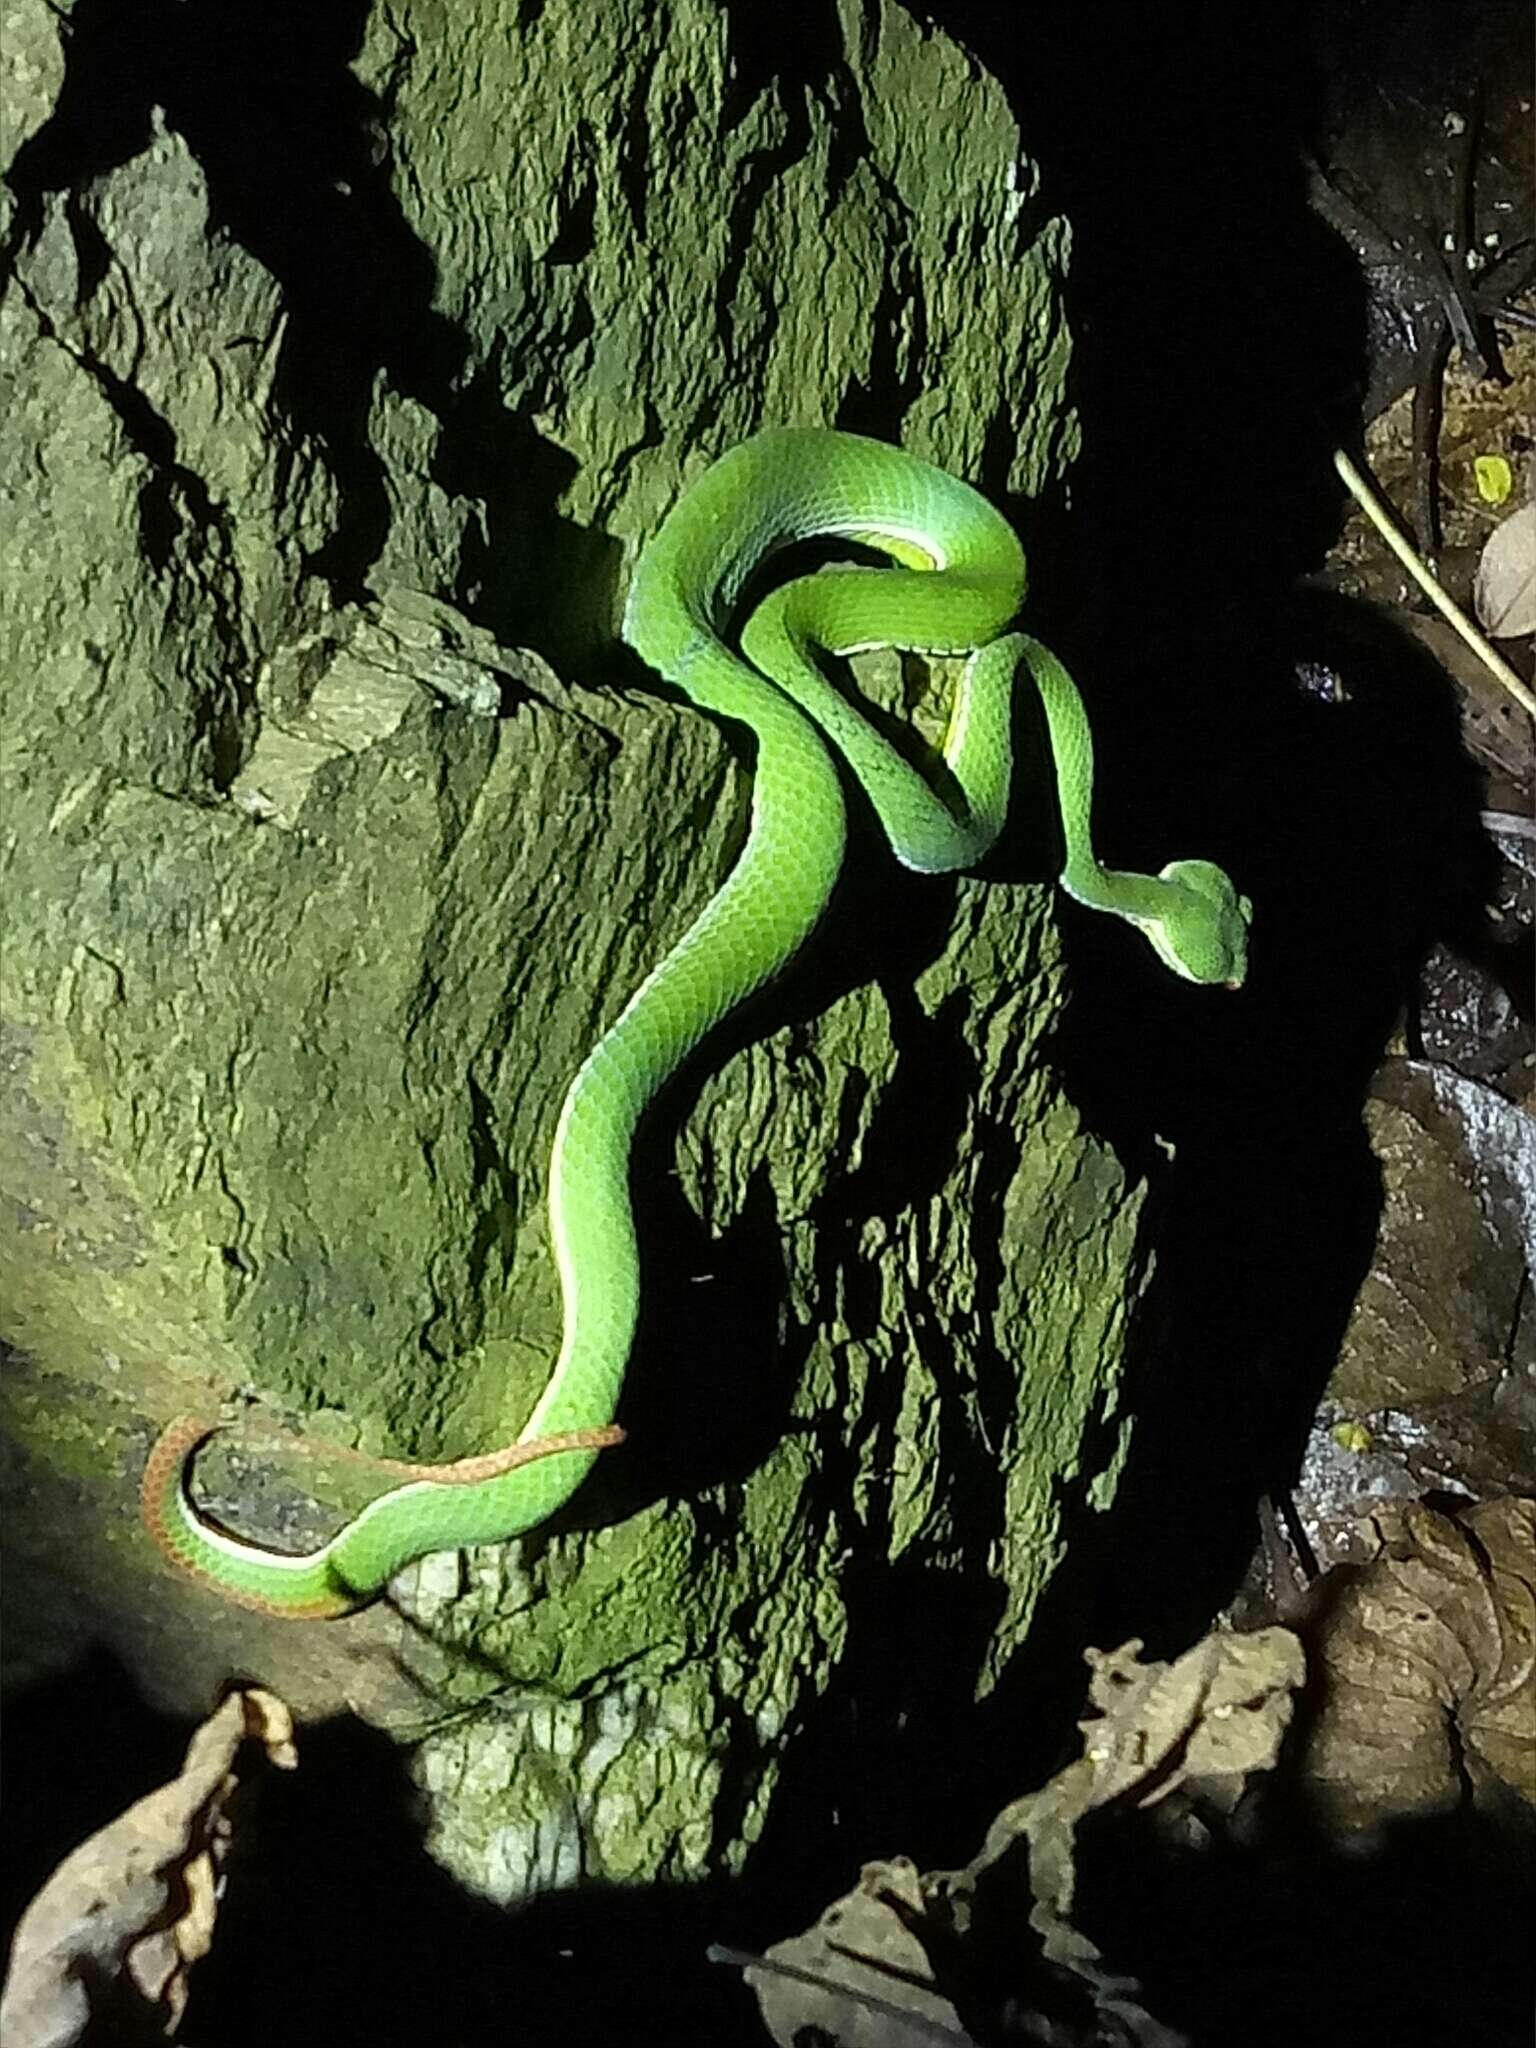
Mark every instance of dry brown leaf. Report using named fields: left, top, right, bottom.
left=735, top=1630, right=1305, bottom=2048
left=0, top=1688, right=296, bottom=2048
left=927, top=1628, right=1304, bottom=2047
left=1474, top=502, right=1536, bottom=641
left=1296, top=1496, right=1536, bottom=1833
left=1077, top=1628, right=1308, bottom=1814
left=739, top=1857, right=975, bottom=2047
left=1458, top=1499, right=1536, bottom=1798
left=949, top=1627, right=1307, bottom=1923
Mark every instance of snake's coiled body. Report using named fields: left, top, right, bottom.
left=143, top=428, right=1250, bottom=1618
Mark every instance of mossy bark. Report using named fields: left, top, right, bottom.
left=0, top=0, right=1137, bottom=1901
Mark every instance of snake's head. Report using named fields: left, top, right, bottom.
left=1147, top=859, right=1252, bottom=988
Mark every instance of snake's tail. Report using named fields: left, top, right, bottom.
left=141, top=1416, right=361, bottom=1618
left=143, top=1414, right=630, bottom=1619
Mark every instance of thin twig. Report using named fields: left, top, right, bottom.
left=1442, top=83, right=1498, bottom=382
left=1410, top=309, right=1451, bottom=559
left=1333, top=446, right=1536, bottom=720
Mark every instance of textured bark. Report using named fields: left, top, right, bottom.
left=0, top=0, right=1137, bottom=1902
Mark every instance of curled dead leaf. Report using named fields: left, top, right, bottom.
left=0, top=1688, right=296, bottom=2047
left=1473, top=501, right=1536, bottom=641
left=1296, top=1496, right=1536, bottom=1833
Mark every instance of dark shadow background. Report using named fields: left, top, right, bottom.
left=2, top=0, right=1521, bottom=2042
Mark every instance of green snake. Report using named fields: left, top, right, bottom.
left=142, top=427, right=1251, bottom=1618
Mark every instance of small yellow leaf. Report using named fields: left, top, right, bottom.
left=1332, top=1420, right=1374, bottom=1454
left=1474, top=455, right=1513, bottom=506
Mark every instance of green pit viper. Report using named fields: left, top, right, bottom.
left=142, top=426, right=1251, bottom=1618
